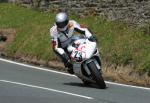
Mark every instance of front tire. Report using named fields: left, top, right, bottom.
left=82, top=79, right=91, bottom=86
left=87, top=61, right=106, bottom=89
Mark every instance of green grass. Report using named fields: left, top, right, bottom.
left=0, top=3, right=150, bottom=73
left=0, top=3, right=56, bottom=61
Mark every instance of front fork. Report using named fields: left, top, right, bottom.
left=83, top=57, right=101, bottom=76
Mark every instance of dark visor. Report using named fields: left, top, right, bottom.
left=56, top=20, right=69, bottom=28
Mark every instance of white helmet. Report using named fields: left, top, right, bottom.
left=55, top=12, right=69, bottom=31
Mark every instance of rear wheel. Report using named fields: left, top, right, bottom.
left=87, top=61, right=106, bottom=89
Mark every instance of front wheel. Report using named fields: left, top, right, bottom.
left=87, top=61, right=106, bottom=89
left=82, top=79, right=91, bottom=86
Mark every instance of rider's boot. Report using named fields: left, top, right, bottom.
left=65, top=62, right=74, bottom=74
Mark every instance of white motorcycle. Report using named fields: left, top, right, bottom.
left=67, top=35, right=106, bottom=89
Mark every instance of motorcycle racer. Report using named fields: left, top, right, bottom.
left=50, top=12, right=95, bottom=74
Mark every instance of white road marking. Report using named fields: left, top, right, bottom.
left=0, top=58, right=150, bottom=90
left=0, top=79, right=94, bottom=100
left=0, top=58, right=74, bottom=77
left=105, top=81, right=150, bottom=90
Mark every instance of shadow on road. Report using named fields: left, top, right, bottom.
left=63, top=82, right=107, bottom=89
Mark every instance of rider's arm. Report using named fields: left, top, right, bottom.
left=72, top=20, right=92, bottom=38
left=50, top=26, right=65, bottom=55
left=72, top=20, right=96, bottom=42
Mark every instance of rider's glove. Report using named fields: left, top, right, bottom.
left=88, top=36, right=96, bottom=42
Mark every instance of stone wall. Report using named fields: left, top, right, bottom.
left=7, top=0, right=150, bottom=25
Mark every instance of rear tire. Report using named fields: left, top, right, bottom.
left=87, top=61, right=106, bottom=89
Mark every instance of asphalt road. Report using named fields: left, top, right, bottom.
left=0, top=58, right=150, bottom=103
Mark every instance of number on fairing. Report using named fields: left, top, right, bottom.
left=74, top=51, right=82, bottom=60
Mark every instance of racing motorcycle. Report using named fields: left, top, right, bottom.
left=67, top=35, right=106, bottom=89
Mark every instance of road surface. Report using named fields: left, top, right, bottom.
left=0, top=58, right=150, bottom=103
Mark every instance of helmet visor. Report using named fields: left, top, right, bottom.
left=56, top=19, right=69, bottom=29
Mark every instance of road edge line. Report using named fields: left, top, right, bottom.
left=0, top=79, right=94, bottom=100
left=0, top=58, right=150, bottom=90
